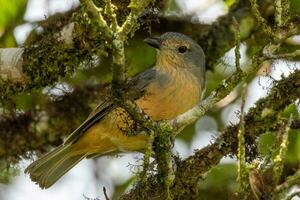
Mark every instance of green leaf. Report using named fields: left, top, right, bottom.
left=258, top=132, right=276, bottom=156
left=286, top=130, right=300, bottom=163
left=0, top=0, right=27, bottom=29
left=197, top=164, right=237, bottom=199
left=0, top=0, right=27, bottom=47
left=291, top=0, right=300, bottom=13
left=0, top=161, right=20, bottom=184
left=224, top=0, right=236, bottom=8
left=280, top=103, right=299, bottom=119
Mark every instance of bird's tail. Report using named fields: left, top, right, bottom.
left=25, top=145, right=86, bottom=189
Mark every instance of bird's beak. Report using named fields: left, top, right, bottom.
left=144, top=36, right=161, bottom=49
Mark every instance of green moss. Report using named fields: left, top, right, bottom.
left=0, top=162, right=19, bottom=184
left=0, top=8, right=111, bottom=104
left=152, top=123, right=175, bottom=200
left=23, top=38, right=90, bottom=88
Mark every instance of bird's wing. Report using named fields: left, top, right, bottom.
left=125, top=67, right=157, bottom=100
left=63, top=68, right=158, bottom=145
left=63, top=100, right=115, bottom=144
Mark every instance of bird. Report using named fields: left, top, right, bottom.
left=25, top=32, right=206, bottom=189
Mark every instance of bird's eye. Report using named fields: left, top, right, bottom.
left=178, top=46, right=187, bottom=53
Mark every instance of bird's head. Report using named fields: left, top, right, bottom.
left=144, top=32, right=205, bottom=70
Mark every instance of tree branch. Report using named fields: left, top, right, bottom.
left=250, top=0, right=274, bottom=37
left=273, top=117, right=292, bottom=186
left=121, top=69, right=300, bottom=199
left=169, top=69, right=244, bottom=132
left=0, top=0, right=282, bottom=97
left=80, top=0, right=113, bottom=39
left=275, top=169, right=300, bottom=197
left=0, top=23, right=76, bottom=84
left=0, top=84, right=108, bottom=162
left=0, top=48, right=24, bottom=83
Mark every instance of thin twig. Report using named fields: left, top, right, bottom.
left=233, top=17, right=242, bottom=72
left=275, top=169, right=300, bottom=195
left=281, top=0, right=290, bottom=25
left=103, top=187, right=110, bottom=200
left=249, top=169, right=265, bottom=200
left=273, top=116, right=292, bottom=186
left=275, top=0, right=283, bottom=27
left=107, top=1, right=175, bottom=198
left=170, top=67, right=245, bottom=133
left=237, top=83, right=248, bottom=198
left=285, top=189, right=300, bottom=200
left=115, top=98, right=157, bottom=131
left=235, top=16, right=247, bottom=195
left=250, top=0, right=274, bottom=38
left=264, top=49, right=300, bottom=59
left=104, top=0, right=119, bottom=32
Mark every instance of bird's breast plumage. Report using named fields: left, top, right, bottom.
left=136, top=66, right=202, bottom=120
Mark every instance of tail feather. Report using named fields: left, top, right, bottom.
left=25, top=145, right=66, bottom=176
left=25, top=145, right=86, bottom=189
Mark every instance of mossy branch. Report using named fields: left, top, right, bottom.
left=237, top=83, right=248, bottom=199
left=104, top=0, right=119, bottom=32
left=0, top=0, right=291, bottom=98
left=79, top=0, right=113, bottom=39
left=264, top=49, right=300, bottom=59
left=275, top=0, right=283, bottom=27
left=275, top=169, right=300, bottom=198
left=273, top=117, right=292, bottom=186
left=172, top=69, right=300, bottom=199
left=235, top=21, right=249, bottom=197
left=119, top=1, right=300, bottom=193
left=139, top=130, right=154, bottom=183
left=233, top=17, right=242, bottom=72
left=275, top=0, right=290, bottom=28
left=169, top=68, right=244, bottom=132
left=250, top=0, right=274, bottom=38
left=118, top=0, right=153, bottom=40
left=81, top=1, right=177, bottom=199
left=121, top=69, right=300, bottom=199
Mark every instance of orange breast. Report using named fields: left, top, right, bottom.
left=136, top=68, right=201, bottom=120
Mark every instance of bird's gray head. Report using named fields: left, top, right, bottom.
left=144, top=32, right=205, bottom=70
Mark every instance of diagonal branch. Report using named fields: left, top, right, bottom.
left=275, top=169, right=300, bottom=197
left=1, top=0, right=294, bottom=97
left=121, top=69, right=300, bottom=199
left=170, top=68, right=245, bottom=132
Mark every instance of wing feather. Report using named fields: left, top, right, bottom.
left=64, top=100, right=115, bottom=144
left=63, top=68, right=158, bottom=144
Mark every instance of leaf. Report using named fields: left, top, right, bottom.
left=0, top=0, right=27, bottom=47
left=0, top=0, right=27, bottom=30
